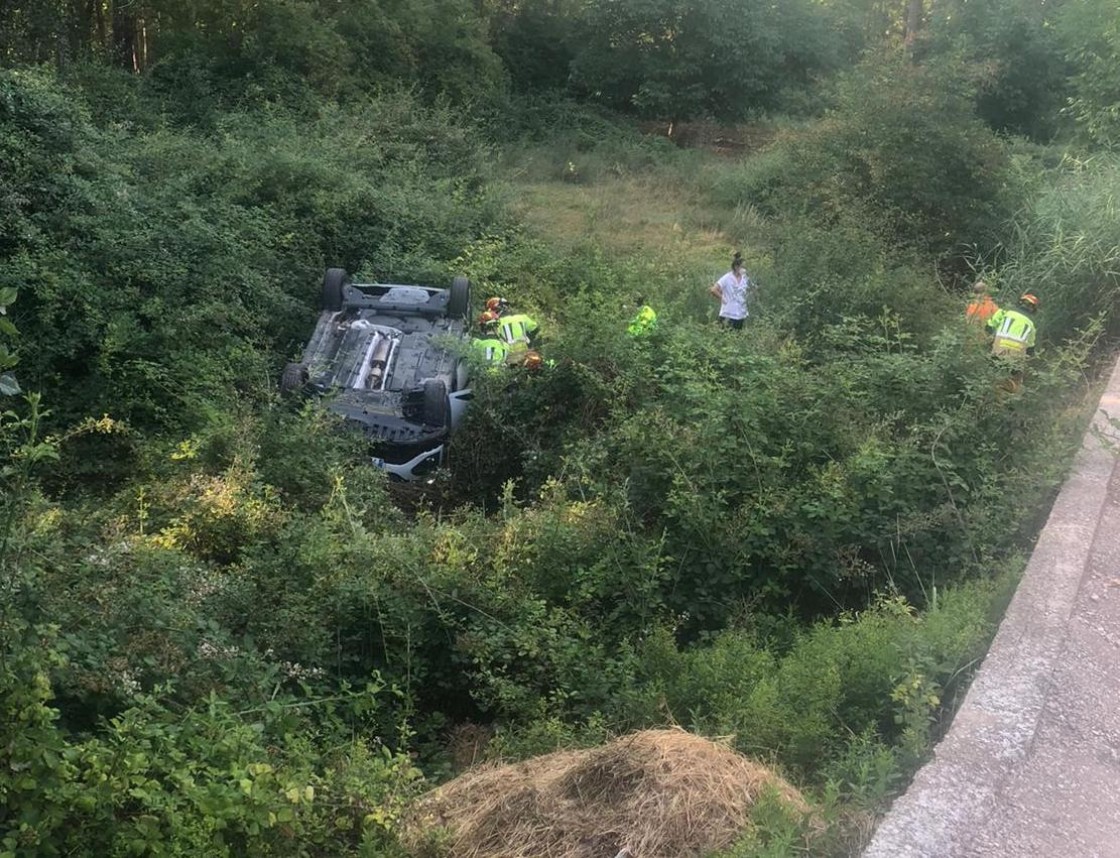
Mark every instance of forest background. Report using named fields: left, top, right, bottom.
left=4, top=0, right=1120, bottom=855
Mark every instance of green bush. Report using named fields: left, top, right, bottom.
left=1057, top=0, right=1120, bottom=148
left=924, top=0, right=1070, bottom=140
left=1, top=69, right=503, bottom=443
left=717, top=53, right=1018, bottom=256
left=632, top=581, right=1001, bottom=778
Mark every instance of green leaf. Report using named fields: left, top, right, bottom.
left=0, top=373, right=19, bottom=396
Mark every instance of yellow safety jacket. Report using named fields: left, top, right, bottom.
left=627, top=305, right=658, bottom=336
left=497, top=313, right=539, bottom=347
left=471, top=337, right=509, bottom=365
left=986, top=309, right=1036, bottom=356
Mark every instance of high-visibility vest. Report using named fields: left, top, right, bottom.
left=628, top=305, right=657, bottom=336
left=497, top=313, right=539, bottom=345
left=966, top=295, right=998, bottom=324
left=987, top=309, right=1036, bottom=356
left=471, top=337, right=509, bottom=365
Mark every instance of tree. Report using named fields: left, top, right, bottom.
left=923, top=0, right=1070, bottom=140
left=904, top=0, right=924, bottom=44
left=569, top=0, right=833, bottom=123
left=486, top=0, right=581, bottom=92
left=1058, top=0, right=1120, bottom=147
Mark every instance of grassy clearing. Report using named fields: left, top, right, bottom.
left=501, top=136, right=776, bottom=321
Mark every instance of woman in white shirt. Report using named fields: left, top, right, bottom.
left=709, top=252, right=751, bottom=330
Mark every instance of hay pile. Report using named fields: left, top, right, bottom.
left=404, top=728, right=807, bottom=858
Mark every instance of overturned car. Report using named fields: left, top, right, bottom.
left=282, top=268, right=472, bottom=480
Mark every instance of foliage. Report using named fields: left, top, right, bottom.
left=3, top=9, right=1120, bottom=855
left=631, top=583, right=1001, bottom=777
left=1, top=0, right=507, bottom=112
left=486, top=0, right=581, bottom=94
left=568, top=0, right=839, bottom=122
left=718, top=53, right=1017, bottom=257
left=1, top=68, right=502, bottom=447
left=1057, top=0, right=1120, bottom=148
left=995, top=152, right=1120, bottom=344
left=923, top=0, right=1071, bottom=140
left=0, top=643, right=422, bottom=857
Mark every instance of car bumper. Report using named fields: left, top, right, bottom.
left=372, top=445, right=446, bottom=482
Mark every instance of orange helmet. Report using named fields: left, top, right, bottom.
left=1019, top=293, right=1040, bottom=312
left=486, top=296, right=509, bottom=315
left=477, top=310, right=500, bottom=331
left=523, top=350, right=543, bottom=371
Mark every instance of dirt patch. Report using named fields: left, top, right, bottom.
left=402, top=728, right=807, bottom=858
left=638, top=121, right=778, bottom=157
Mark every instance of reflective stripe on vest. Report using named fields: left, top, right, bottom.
left=991, top=310, right=1035, bottom=351
left=498, top=314, right=538, bottom=344
left=472, top=338, right=508, bottom=363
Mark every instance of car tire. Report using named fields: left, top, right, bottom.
left=280, top=362, right=309, bottom=395
left=447, top=275, right=471, bottom=319
left=322, top=268, right=349, bottom=311
left=422, top=379, right=450, bottom=428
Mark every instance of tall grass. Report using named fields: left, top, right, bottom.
left=998, top=153, right=1120, bottom=345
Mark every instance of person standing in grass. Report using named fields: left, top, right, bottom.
left=709, top=252, right=752, bottom=330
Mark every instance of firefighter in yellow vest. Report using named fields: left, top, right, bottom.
left=987, top=293, right=1039, bottom=357
left=986, top=293, right=1039, bottom=392
left=627, top=295, right=658, bottom=337
left=496, top=310, right=540, bottom=356
left=471, top=311, right=509, bottom=367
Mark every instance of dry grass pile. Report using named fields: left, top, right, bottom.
left=403, top=728, right=807, bottom=858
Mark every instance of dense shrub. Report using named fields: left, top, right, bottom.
left=629, top=581, right=1003, bottom=777
left=718, top=54, right=1018, bottom=257
left=1, top=70, right=502, bottom=444
left=0, top=625, right=422, bottom=858
left=1057, top=0, right=1120, bottom=148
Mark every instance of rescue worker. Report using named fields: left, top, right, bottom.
left=520, top=350, right=544, bottom=371
left=471, top=311, right=509, bottom=366
left=987, top=293, right=1039, bottom=357
left=986, top=293, right=1039, bottom=393
left=485, top=296, right=511, bottom=317
left=966, top=279, right=999, bottom=325
left=496, top=309, right=540, bottom=353
left=627, top=296, right=658, bottom=337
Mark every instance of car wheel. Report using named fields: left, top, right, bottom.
left=422, top=379, right=450, bottom=428
left=322, top=268, right=349, bottom=311
left=447, top=275, right=471, bottom=319
left=280, top=362, right=309, bottom=395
